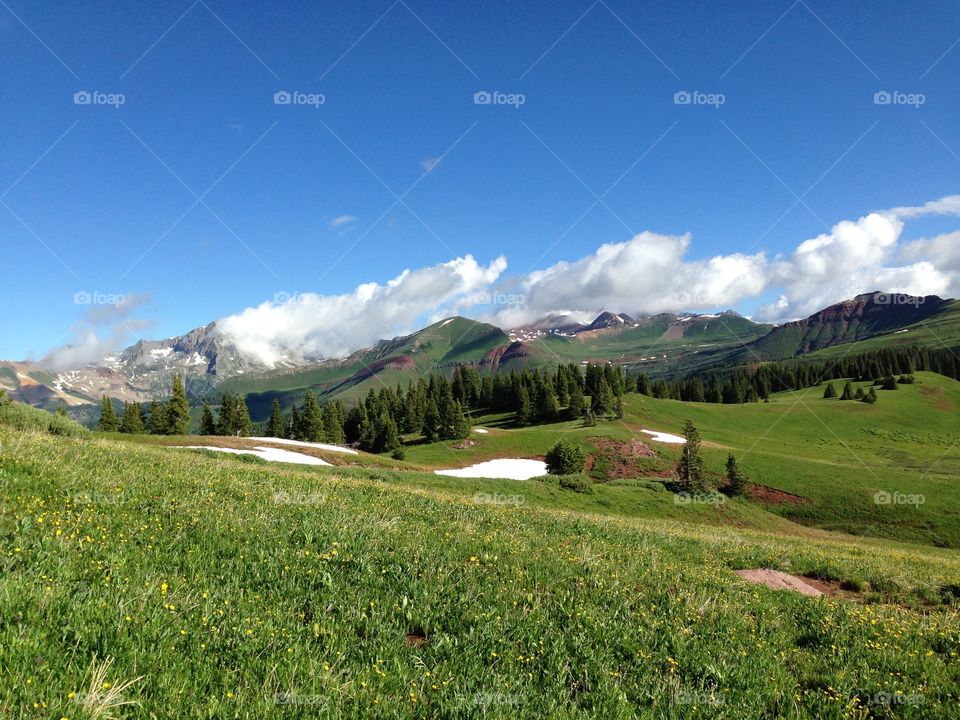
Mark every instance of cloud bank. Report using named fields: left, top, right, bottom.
left=217, top=255, right=507, bottom=365
left=217, top=194, right=960, bottom=362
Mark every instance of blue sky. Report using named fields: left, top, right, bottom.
left=2, top=0, right=959, bottom=362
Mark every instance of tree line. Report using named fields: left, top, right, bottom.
left=637, top=345, right=960, bottom=404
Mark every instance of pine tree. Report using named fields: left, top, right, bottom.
left=165, top=375, right=191, bottom=435
left=302, top=390, right=323, bottom=441
left=234, top=396, right=251, bottom=437
left=840, top=381, right=854, bottom=400
left=823, top=382, right=838, bottom=399
left=422, top=399, right=440, bottom=442
left=97, top=395, right=120, bottom=432
left=288, top=405, right=303, bottom=440
left=676, top=420, right=706, bottom=493
left=725, top=454, right=747, bottom=497
left=322, top=402, right=345, bottom=444
left=266, top=399, right=285, bottom=438
left=199, top=403, right=217, bottom=435
left=217, top=394, right=236, bottom=435
left=515, top=384, right=533, bottom=426
left=147, top=400, right=168, bottom=435
left=592, top=377, right=615, bottom=418
left=119, top=402, right=144, bottom=434
left=568, top=382, right=586, bottom=419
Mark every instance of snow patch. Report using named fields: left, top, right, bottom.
left=438, top=318, right=455, bottom=327
left=249, top=437, right=359, bottom=455
left=641, top=429, right=686, bottom=444
left=150, top=348, right=173, bottom=358
left=175, top=445, right=331, bottom=466
left=434, top=458, right=547, bottom=480
left=472, top=428, right=489, bottom=434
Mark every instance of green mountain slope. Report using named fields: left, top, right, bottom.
left=734, top=293, right=954, bottom=362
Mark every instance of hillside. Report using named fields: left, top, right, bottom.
left=734, top=293, right=953, bottom=362
left=4, top=394, right=960, bottom=716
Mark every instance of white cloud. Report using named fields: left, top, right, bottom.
left=888, top=195, right=960, bottom=220
left=754, top=212, right=951, bottom=321
left=43, top=293, right=152, bottom=370
left=218, top=255, right=507, bottom=365
left=329, top=215, right=357, bottom=228
left=490, top=232, right=768, bottom=327
left=219, top=194, right=960, bottom=363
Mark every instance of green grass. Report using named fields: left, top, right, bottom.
left=2, top=427, right=960, bottom=718
left=391, top=372, right=960, bottom=548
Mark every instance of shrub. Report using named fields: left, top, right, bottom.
left=390, top=447, right=406, bottom=461
left=0, top=399, right=90, bottom=438
left=545, top=440, right=586, bottom=475
left=559, top=474, right=593, bottom=493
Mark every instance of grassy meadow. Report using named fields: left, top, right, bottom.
left=2, top=372, right=960, bottom=717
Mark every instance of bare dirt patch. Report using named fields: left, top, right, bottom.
left=589, top=437, right=657, bottom=481
left=748, top=483, right=810, bottom=506
left=920, top=385, right=954, bottom=411
left=735, top=569, right=824, bottom=597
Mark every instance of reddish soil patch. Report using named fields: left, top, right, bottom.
left=920, top=385, right=954, bottom=411
left=590, top=437, right=658, bottom=481
left=450, top=439, right=479, bottom=449
left=405, top=632, right=428, bottom=647
left=748, top=483, right=810, bottom=506
left=735, top=569, right=823, bottom=597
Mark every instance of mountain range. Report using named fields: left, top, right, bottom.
left=3, top=291, right=957, bottom=420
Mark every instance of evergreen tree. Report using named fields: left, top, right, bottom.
left=568, top=382, right=586, bottom=419
left=725, top=454, right=747, bottom=497
left=119, top=402, right=143, bottom=434
left=840, top=381, right=854, bottom=400
left=97, top=395, right=120, bottom=432
left=515, top=384, right=533, bottom=426
left=862, top=387, right=878, bottom=404
left=322, top=402, right=345, bottom=444
left=676, top=420, right=707, bottom=493
left=592, top=377, right=615, bottom=417
left=266, top=399, right=285, bottom=438
left=302, top=390, right=323, bottom=441
left=545, top=440, right=586, bottom=476
left=217, top=394, right=236, bottom=435
left=199, top=403, right=217, bottom=435
left=234, top=396, right=252, bottom=437
left=166, top=375, right=191, bottom=435
left=147, top=400, right=168, bottom=435
left=822, top=382, right=838, bottom=399
left=289, top=405, right=303, bottom=440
